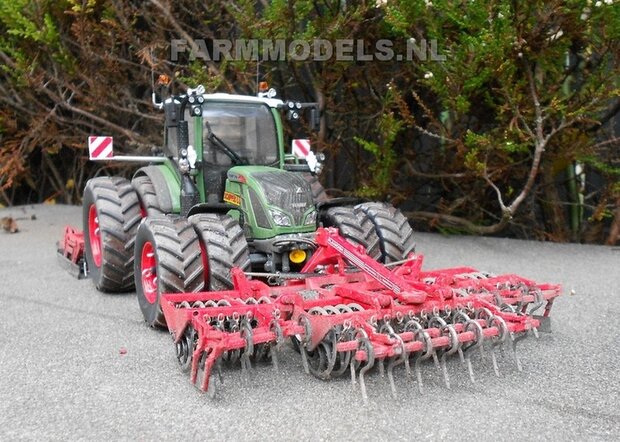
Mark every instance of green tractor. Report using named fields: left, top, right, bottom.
left=82, top=85, right=415, bottom=327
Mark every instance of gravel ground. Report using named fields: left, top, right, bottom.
left=1, top=204, right=619, bottom=441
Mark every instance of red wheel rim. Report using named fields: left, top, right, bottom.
left=88, top=205, right=102, bottom=267
left=198, top=239, right=209, bottom=288
left=141, top=241, right=158, bottom=304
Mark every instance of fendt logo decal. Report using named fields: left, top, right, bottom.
left=223, top=191, right=241, bottom=206
left=326, top=236, right=402, bottom=294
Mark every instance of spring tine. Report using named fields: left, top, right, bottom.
left=458, top=347, right=465, bottom=363
left=378, top=360, right=385, bottom=378
left=271, top=345, right=279, bottom=372
left=465, top=355, right=475, bottom=383
left=404, top=356, right=412, bottom=377
left=357, top=336, right=375, bottom=404
left=462, top=319, right=483, bottom=384
left=386, top=335, right=407, bottom=399
left=532, top=327, right=540, bottom=339
left=510, top=333, right=525, bottom=372
left=490, top=347, right=500, bottom=377
left=387, top=359, right=397, bottom=399
left=440, top=352, right=451, bottom=389
left=350, top=360, right=357, bottom=385
left=432, top=352, right=441, bottom=370
left=413, top=354, right=425, bottom=394
left=359, top=369, right=369, bottom=404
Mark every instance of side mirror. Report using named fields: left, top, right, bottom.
left=310, top=107, right=320, bottom=132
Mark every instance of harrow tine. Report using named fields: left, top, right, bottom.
left=270, top=345, right=279, bottom=372
left=430, top=316, right=460, bottom=389
left=439, top=353, right=451, bottom=389
left=353, top=329, right=375, bottom=404
left=358, top=343, right=374, bottom=404
left=240, top=319, right=254, bottom=380
left=378, top=360, right=385, bottom=378
left=510, top=332, right=528, bottom=372
left=462, top=318, right=484, bottom=384
left=386, top=335, right=407, bottom=399
left=490, top=347, right=500, bottom=377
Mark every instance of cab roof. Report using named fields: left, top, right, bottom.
left=202, top=93, right=284, bottom=109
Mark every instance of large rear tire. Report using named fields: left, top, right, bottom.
left=132, top=175, right=164, bottom=217
left=356, top=202, right=415, bottom=263
left=188, top=213, right=251, bottom=291
left=134, top=216, right=205, bottom=328
left=83, top=176, right=141, bottom=292
left=320, top=206, right=380, bottom=259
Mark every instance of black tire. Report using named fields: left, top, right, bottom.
left=188, top=213, right=250, bottom=291
left=134, top=216, right=205, bottom=328
left=302, top=173, right=329, bottom=202
left=320, top=206, right=380, bottom=259
left=82, top=176, right=141, bottom=292
left=132, top=175, right=164, bottom=216
left=356, top=202, right=415, bottom=263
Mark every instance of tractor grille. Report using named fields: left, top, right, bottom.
left=251, top=171, right=313, bottom=225
left=248, top=187, right=271, bottom=229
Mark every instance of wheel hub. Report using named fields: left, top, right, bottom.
left=88, top=205, right=102, bottom=267
left=141, top=241, right=158, bottom=304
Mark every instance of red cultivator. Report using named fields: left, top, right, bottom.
left=162, top=228, right=560, bottom=401
left=56, top=226, right=87, bottom=279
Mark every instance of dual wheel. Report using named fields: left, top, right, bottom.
left=134, top=213, right=250, bottom=327
left=83, top=176, right=249, bottom=328
left=321, top=202, right=415, bottom=264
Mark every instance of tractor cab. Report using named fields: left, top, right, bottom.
left=187, top=98, right=281, bottom=203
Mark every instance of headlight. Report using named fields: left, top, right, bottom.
left=304, top=210, right=317, bottom=225
left=269, top=209, right=292, bottom=227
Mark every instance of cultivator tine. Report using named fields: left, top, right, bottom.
left=510, top=332, right=529, bottom=372
left=386, top=336, right=407, bottom=399
left=356, top=331, right=375, bottom=404
left=240, top=318, right=254, bottom=380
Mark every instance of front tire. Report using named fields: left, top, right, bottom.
left=82, top=176, right=141, bottom=292
left=188, top=213, right=250, bottom=291
left=134, top=216, right=205, bottom=328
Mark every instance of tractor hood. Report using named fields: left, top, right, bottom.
left=226, top=166, right=317, bottom=237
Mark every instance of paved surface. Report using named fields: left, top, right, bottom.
left=1, top=204, right=619, bottom=441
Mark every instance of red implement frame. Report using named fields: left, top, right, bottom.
left=162, top=228, right=561, bottom=401
left=57, top=226, right=87, bottom=279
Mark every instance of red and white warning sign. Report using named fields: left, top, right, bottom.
left=88, top=136, right=113, bottom=160
left=292, top=139, right=311, bottom=159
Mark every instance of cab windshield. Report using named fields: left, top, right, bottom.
left=200, top=102, right=279, bottom=166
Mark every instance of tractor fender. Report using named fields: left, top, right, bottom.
left=316, top=197, right=368, bottom=214
left=187, top=203, right=243, bottom=226
left=187, top=203, right=238, bottom=217
left=133, top=165, right=179, bottom=214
